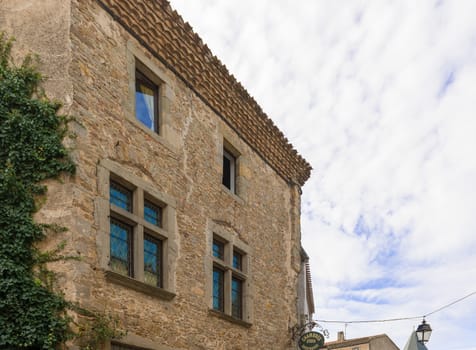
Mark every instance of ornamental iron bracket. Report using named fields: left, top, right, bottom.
left=291, top=321, right=329, bottom=342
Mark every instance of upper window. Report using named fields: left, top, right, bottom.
left=127, top=42, right=176, bottom=149
left=135, top=69, right=159, bottom=133
left=222, top=148, right=236, bottom=193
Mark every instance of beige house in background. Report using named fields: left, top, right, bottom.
left=323, top=332, right=400, bottom=350
left=0, top=0, right=313, bottom=349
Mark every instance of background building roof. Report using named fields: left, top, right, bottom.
left=324, top=333, right=399, bottom=349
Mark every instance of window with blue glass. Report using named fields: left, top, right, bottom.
left=108, top=175, right=172, bottom=295
left=231, top=277, right=243, bottom=319
left=210, top=234, right=248, bottom=322
left=213, top=267, right=224, bottom=312
left=144, top=200, right=161, bottom=227
left=110, top=181, right=132, bottom=211
left=233, top=250, right=242, bottom=270
left=213, top=239, right=224, bottom=260
left=136, top=69, right=159, bottom=133
left=110, top=218, right=132, bottom=277
left=144, top=234, right=162, bottom=287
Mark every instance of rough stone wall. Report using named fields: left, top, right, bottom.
left=0, top=0, right=305, bottom=349
left=0, top=0, right=73, bottom=105
left=0, top=0, right=80, bottom=308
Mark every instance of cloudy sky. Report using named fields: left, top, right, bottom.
left=169, top=1, right=476, bottom=349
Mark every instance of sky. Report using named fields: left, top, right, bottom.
left=168, top=1, right=476, bottom=349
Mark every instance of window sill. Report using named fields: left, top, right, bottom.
left=105, top=270, right=175, bottom=301
left=220, top=185, right=244, bottom=205
left=208, top=309, right=252, bottom=328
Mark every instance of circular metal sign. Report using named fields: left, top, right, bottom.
left=298, top=331, right=325, bottom=350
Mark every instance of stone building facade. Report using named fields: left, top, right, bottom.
left=0, top=0, right=312, bottom=349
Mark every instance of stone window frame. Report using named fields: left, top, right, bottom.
left=220, top=138, right=245, bottom=201
left=206, top=221, right=253, bottom=327
left=126, top=40, right=176, bottom=151
left=96, top=159, right=177, bottom=300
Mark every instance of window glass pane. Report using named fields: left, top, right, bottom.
left=222, top=154, right=231, bottom=189
left=144, top=235, right=162, bottom=287
left=232, top=277, right=243, bottom=319
left=233, top=251, right=242, bottom=270
left=213, top=268, right=224, bottom=312
left=144, top=200, right=161, bottom=227
left=136, top=70, right=158, bottom=132
left=110, top=219, right=132, bottom=276
left=110, top=181, right=132, bottom=211
left=212, top=239, right=224, bottom=260
left=222, top=149, right=236, bottom=192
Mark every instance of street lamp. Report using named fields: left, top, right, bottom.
left=416, top=318, right=432, bottom=343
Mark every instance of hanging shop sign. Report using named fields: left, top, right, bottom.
left=298, top=331, right=325, bottom=350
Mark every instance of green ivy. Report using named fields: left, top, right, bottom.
left=0, top=32, right=75, bottom=349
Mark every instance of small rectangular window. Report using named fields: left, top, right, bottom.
left=110, top=181, right=132, bottom=212
left=135, top=69, right=159, bottom=133
left=212, top=239, right=225, bottom=260
left=213, top=267, right=224, bottom=312
left=233, top=250, right=242, bottom=270
left=110, top=219, right=133, bottom=277
left=143, top=234, right=162, bottom=287
left=144, top=200, right=162, bottom=227
left=231, top=277, right=243, bottom=319
left=222, top=149, right=236, bottom=193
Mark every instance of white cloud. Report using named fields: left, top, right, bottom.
left=170, top=0, right=476, bottom=349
